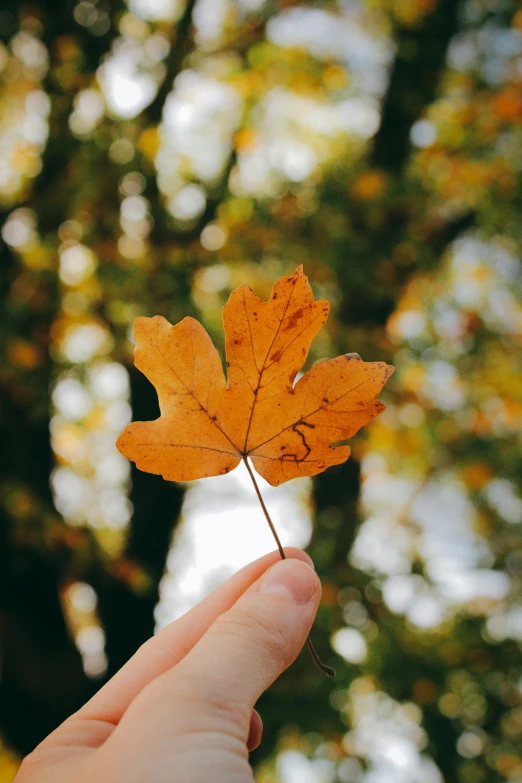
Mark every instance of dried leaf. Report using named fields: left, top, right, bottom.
left=117, top=267, right=394, bottom=486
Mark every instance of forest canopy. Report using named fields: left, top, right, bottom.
left=0, top=0, right=521, bottom=781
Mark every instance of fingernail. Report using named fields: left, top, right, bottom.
left=259, top=559, right=318, bottom=605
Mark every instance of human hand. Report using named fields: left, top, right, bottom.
left=16, top=549, right=321, bottom=783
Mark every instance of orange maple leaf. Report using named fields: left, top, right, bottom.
left=117, top=266, right=394, bottom=487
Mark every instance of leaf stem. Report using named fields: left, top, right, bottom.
left=244, top=456, right=286, bottom=559
left=243, top=457, right=335, bottom=678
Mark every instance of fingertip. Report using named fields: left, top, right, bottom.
left=258, top=558, right=320, bottom=605
left=278, top=547, right=315, bottom=570
left=247, top=709, right=263, bottom=752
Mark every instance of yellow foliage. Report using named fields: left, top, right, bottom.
left=351, top=170, right=387, bottom=200
left=400, top=365, right=426, bottom=394
left=23, top=246, right=52, bottom=270
left=231, top=69, right=265, bottom=98
left=234, top=127, right=257, bottom=152
left=392, top=0, right=438, bottom=28
left=138, top=127, right=160, bottom=161
left=55, top=35, right=81, bottom=62
left=461, top=463, right=494, bottom=490
left=5, top=339, right=42, bottom=370
left=10, top=143, right=39, bottom=175
left=413, top=678, right=438, bottom=705
left=0, top=748, right=19, bottom=783
left=218, top=197, right=254, bottom=225
left=4, top=488, right=38, bottom=521
left=323, top=65, right=349, bottom=91
left=513, top=9, right=522, bottom=31
left=492, top=89, right=522, bottom=122
left=494, top=753, right=522, bottom=776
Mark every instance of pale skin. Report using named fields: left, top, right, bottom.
left=15, top=550, right=321, bottom=783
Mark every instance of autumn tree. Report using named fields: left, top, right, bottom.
left=1, top=0, right=521, bottom=780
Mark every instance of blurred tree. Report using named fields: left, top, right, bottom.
left=0, top=0, right=521, bottom=780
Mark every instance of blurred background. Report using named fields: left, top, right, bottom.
left=1, top=0, right=522, bottom=780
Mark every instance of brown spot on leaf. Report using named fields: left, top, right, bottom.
left=285, top=306, right=305, bottom=330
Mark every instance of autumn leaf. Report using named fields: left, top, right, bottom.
left=117, top=266, right=394, bottom=487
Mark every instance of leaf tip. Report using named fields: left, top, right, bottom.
left=115, top=429, right=128, bottom=459
left=133, top=315, right=151, bottom=334
left=133, top=313, right=170, bottom=341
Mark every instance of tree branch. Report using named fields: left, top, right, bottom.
left=372, top=0, right=462, bottom=173
left=146, top=0, right=198, bottom=126
left=95, top=368, right=185, bottom=678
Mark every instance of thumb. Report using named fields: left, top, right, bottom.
left=141, top=558, right=321, bottom=739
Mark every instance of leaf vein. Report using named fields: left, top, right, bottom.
left=248, top=378, right=371, bottom=454
left=152, top=330, right=240, bottom=455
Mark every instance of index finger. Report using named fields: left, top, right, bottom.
left=76, top=547, right=312, bottom=726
